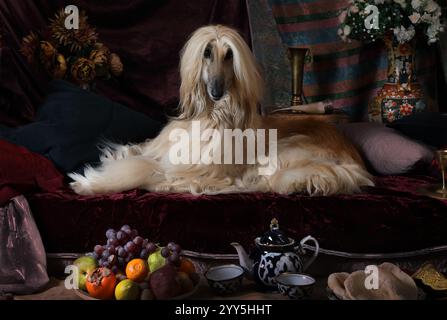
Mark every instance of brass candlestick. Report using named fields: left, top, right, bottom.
left=288, top=47, right=308, bottom=106
left=436, top=149, right=447, bottom=195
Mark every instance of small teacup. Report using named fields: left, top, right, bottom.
left=205, top=264, right=244, bottom=295
left=276, top=273, right=316, bottom=299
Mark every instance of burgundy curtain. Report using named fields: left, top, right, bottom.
left=0, top=0, right=250, bottom=126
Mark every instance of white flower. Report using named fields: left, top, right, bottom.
left=393, top=0, right=407, bottom=8
left=350, top=5, right=359, bottom=13
left=424, top=0, right=440, bottom=13
left=421, top=12, right=434, bottom=23
left=408, top=12, right=421, bottom=24
left=344, top=25, right=352, bottom=36
left=411, top=0, right=422, bottom=10
left=337, top=28, right=344, bottom=36
left=427, top=26, right=438, bottom=43
left=393, top=25, right=416, bottom=43
left=426, top=20, right=442, bottom=43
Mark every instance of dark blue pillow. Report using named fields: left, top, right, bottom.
left=388, top=112, right=447, bottom=148
left=0, top=80, right=164, bottom=173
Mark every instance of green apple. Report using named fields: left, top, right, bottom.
left=147, top=248, right=166, bottom=273
left=73, top=256, right=98, bottom=290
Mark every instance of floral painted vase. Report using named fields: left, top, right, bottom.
left=369, top=35, right=426, bottom=124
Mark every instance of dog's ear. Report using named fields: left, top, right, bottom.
left=177, top=27, right=211, bottom=119
left=224, top=27, right=263, bottom=126
left=229, top=32, right=263, bottom=108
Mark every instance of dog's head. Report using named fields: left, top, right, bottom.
left=178, top=25, right=263, bottom=126
left=201, top=37, right=234, bottom=102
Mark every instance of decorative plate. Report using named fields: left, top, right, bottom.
left=412, top=264, right=447, bottom=293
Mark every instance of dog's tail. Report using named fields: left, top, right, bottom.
left=69, top=157, right=162, bottom=195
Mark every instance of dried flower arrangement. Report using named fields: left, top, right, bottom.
left=21, top=10, right=123, bottom=89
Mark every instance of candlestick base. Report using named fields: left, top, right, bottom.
left=417, top=184, right=447, bottom=200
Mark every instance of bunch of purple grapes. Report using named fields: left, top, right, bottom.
left=161, top=242, right=182, bottom=266
left=91, top=225, right=159, bottom=272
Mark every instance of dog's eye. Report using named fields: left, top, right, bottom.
left=225, top=49, right=233, bottom=60
left=204, top=47, right=212, bottom=59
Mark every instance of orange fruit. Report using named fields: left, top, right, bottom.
left=86, top=267, right=117, bottom=300
left=125, top=259, right=149, bottom=282
left=178, top=258, right=196, bottom=275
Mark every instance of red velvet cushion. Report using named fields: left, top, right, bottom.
left=0, top=140, right=64, bottom=205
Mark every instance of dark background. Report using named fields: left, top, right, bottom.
left=0, top=0, right=250, bottom=126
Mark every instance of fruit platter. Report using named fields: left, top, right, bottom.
left=70, top=225, right=200, bottom=300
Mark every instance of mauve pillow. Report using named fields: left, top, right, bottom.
left=337, top=122, right=434, bottom=175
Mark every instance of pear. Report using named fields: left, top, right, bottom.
left=73, top=256, right=98, bottom=291
left=147, top=248, right=166, bottom=273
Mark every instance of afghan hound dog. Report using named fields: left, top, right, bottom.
left=69, top=25, right=373, bottom=196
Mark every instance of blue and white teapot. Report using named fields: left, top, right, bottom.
left=231, top=218, right=319, bottom=289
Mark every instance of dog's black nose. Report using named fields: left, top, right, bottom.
left=210, top=79, right=224, bottom=100
left=211, top=92, right=223, bottom=100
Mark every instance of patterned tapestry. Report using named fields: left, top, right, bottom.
left=247, top=0, right=291, bottom=114
left=259, top=0, right=439, bottom=120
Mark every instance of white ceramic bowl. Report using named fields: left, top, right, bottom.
left=205, top=264, right=244, bottom=295
left=276, top=273, right=316, bottom=299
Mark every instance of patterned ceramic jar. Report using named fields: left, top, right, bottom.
left=369, top=34, right=426, bottom=124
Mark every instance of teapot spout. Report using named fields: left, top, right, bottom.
left=231, top=242, right=253, bottom=275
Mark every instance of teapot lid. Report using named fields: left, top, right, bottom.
left=259, top=218, right=294, bottom=246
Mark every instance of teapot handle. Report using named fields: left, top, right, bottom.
left=299, top=235, right=319, bottom=271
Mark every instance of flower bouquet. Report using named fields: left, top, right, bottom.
left=21, top=10, right=123, bottom=90
left=339, top=0, right=444, bottom=44
left=338, top=0, right=444, bottom=123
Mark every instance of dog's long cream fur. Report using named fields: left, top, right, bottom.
left=69, top=25, right=373, bottom=196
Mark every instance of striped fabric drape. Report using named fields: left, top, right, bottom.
left=266, top=0, right=438, bottom=120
